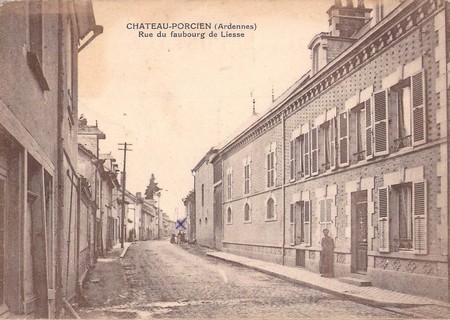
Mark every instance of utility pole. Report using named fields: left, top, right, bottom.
left=118, top=142, right=132, bottom=248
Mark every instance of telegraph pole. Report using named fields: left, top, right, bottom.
left=118, top=142, right=132, bottom=248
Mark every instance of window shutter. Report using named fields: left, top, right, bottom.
left=411, top=71, right=426, bottom=146
left=272, top=150, right=277, bottom=186
left=230, top=169, right=233, bottom=199
left=290, top=203, right=295, bottom=245
left=266, top=153, right=270, bottom=188
left=304, top=132, right=310, bottom=178
left=339, top=111, right=349, bottom=166
left=373, top=90, right=389, bottom=156
left=413, top=181, right=427, bottom=254
left=311, top=127, right=319, bottom=175
left=320, top=199, right=325, bottom=223
left=365, top=99, right=374, bottom=159
left=304, top=200, right=311, bottom=246
left=330, top=117, right=337, bottom=170
left=290, top=140, right=295, bottom=180
left=326, top=199, right=332, bottom=230
left=248, top=157, right=252, bottom=192
left=378, top=187, right=390, bottom=252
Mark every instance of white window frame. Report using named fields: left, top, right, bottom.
left=226, top=167, right=233, bottom=200
left=266, top=142, right=277, bottom=188
left=243, top=156, right=251, bottom=195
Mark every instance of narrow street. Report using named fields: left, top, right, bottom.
left=76, top=240, right=450, bottom=319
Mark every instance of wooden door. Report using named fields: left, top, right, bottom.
left=355, top=201, right=368, bottom=273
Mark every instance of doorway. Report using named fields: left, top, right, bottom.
left=351, top=191, right=368, bottom=274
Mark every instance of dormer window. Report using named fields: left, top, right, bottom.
left=312, top=44, right=320, bottom=74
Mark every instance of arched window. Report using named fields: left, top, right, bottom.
left=227, top=207, right=233, bottom=224
left=199, top=218, right=202, bottom=225
left=205, top=217, right=208, bottom=225
left=267, top=198, right=275, bottom=220
left=244, top=203, right=251, bottom=222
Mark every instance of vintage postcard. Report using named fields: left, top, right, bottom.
left=1, top=0, right=450, bottom=318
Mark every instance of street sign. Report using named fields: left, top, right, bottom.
left=176, top=217, right=187, bottom=230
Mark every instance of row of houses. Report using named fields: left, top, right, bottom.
left=187, top=0, right=450, bottom=302
left=0, top=1, right=173, bottom=318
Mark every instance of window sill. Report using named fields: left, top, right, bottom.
left=27, top=51, right=49, bottom=91
left=243, top=220, right=252, bottom=224
left=265, top=218, right=277, bottom=222
left=368, top=250, right=442, bottom=261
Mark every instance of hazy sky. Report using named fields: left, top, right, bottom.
left=78, top=0, right=334, bottom=220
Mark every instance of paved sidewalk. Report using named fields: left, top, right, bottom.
left=207, top=251, right=450, bottom=309
left=112, top=241, right=133, bottom=258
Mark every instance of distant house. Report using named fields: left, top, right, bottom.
left=137, top=193, right=158, bottom=241
left=192, top=148, right=220, bottom=248
left=78, top=116, right=106, bottom=259
left=182, top=190, right=196, bottom=242
left=162, top=212, right=175, bottom=238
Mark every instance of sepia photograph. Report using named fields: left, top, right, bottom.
left=1, top=0, right=450, bottom=318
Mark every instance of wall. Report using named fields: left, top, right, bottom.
left=219, top=0, right=450, bottom=301
left=195, top=159, right=215, bottom=248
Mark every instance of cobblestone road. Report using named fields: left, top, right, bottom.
left=77, top=240, right=450, bottom=319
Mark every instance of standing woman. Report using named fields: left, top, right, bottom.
left=320, top=229, right=335, bottom=277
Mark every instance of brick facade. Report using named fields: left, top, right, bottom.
left=193, top=0, right=450, bottom=302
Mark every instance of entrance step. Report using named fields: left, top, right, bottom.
left=339, top=276, right=372, bottom=287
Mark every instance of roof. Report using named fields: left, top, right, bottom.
left=78, top=143, right=96, bottom=159
left=219, top=70, right=311, bottom=154
left=192, top=147, right=219, bottom=172
left=219, top=0, right=414, bottom=156
left=73, top=0, right=97, bottom=40
left=78, top=125, right=106, bottom=139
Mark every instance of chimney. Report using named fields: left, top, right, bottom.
left=327, top=0, right=371, bottom=38
left=308, top=0, right=371, bottom=75
left=79, top=114, right=88, bottom=127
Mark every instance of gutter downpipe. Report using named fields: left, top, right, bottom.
left=55, top=1, right=65, bottom=316
left=191, top=170, right=196, bottom=242
left=281, top=111, right=286, bottom=265
left=75, top=176, right=81, bottom=301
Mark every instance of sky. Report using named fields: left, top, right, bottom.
left=78, top=0, right=335, bottom=221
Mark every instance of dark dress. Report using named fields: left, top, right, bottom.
left=320, top=235, right=335, bottom=277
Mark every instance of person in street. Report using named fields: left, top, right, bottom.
left=170, top=233, right=176, bottom=244
left=320, top=228, right=335, bottom=278
left=177, top=230, right=181, bottom=244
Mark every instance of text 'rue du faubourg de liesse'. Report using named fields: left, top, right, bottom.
left=126, top=22, right=257, bottom=39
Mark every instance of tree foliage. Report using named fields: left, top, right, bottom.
left=145, top=173, right=162, bottom=200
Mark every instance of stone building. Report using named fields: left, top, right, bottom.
left=78, top=116, right=106, bottom=259
left=192, top=148, right=219, bottom=248
left=0, top=0, right=100, bottom=317
left=137, top=193, right=158, bottom=241
left=195, top=0, right=450, bottom=301
left=182, top=190, right=196, bottom=242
